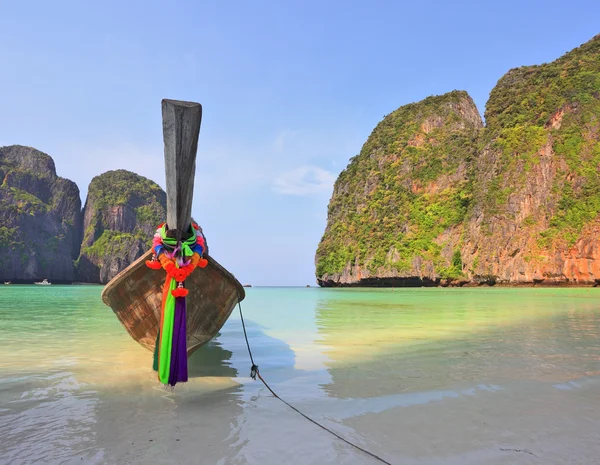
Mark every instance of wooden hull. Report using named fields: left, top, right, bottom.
left=101, top=250, right=245, bottom=356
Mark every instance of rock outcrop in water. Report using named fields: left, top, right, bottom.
left=0, top=146, right=208, bottom=284
left=0, top=145, right=82, bottom=283
left=316, top=33, right=600, bottom=287
left=76, top=170, right=166, bottom=284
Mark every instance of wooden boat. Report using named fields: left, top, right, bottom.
left=101, top=99, right=245, bottom=356
left=101, top=251, right=244, bottom=355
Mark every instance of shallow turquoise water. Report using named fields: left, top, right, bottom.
left=1, top=286, right=600, bottom=464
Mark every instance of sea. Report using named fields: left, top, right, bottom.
left=1, top=286, right=600, bottom=464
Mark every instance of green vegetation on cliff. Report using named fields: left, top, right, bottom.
left=485, top=36, right=600, bottom=129
left=81, top=170, right=165, bottom=248
left=316, top=91, right=482, bottom=280
left=0, top=226, right=24, bottom=250
left=77, top=169, right=166, bottom=283
left=1, top=150, right=170, bottom=283
left=82, top=230, right=147, bottom=260
left=317, top=34, right=600, bottom=286
left=86, top=170, right=165, bottom=210
left=0, top=145, right=82, bottom=282
left=480, top=34, right=600, bottom=252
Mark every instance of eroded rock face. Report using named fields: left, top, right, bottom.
left=0, top=148, right=208, bottom=283
left=463, top=34, right=600, bottom=285
left=316, top=34, right=600, bottom=287
left=0, top=148, right=209, bottom=283
left=316, top=91, right=483, bottom=286
left=0, top=145, right=82, bottom=282
left=75, top=170, right=167, bottom=284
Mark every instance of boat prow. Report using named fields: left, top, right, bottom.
left=101, top=98, right=245, bottom=359
left=101, top=251, right=245, bottom=355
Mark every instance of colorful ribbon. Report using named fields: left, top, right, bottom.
left=147, top=223, right=207, bottom=387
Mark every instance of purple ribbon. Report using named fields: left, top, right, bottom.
left=168, top=297, right=188, bottom=386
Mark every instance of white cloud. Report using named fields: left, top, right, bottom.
left=273, top=129, right=298, bottom=153
left=273, top=165, right=336, bottom=196
left=49, top=127, right=341, bottom=203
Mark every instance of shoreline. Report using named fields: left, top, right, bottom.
left=318, top=278, right=600, bottom=288
left=4, top=282, right=600, bottom=289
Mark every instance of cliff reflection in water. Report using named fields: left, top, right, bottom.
left=313, top=288, right=600, bottom=399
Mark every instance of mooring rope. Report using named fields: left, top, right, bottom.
left=237, top=302, right=392, bottom=465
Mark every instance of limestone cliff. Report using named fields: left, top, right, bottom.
left=316, top=34, right=600, bottom=286
left=464, top=33, right=600, bottom=285
left=1, top=148, right=204, bottom=284
left=316, top=91, right=483, bottom=286
left=76, top=170, right=166, bottom=284
left=0, top=145, right=82, bottom=282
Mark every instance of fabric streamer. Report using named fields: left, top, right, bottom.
left=146, top=222, right=208, bottom=387
left=157, top=277, right=177, bottom=384
left=169, top=297, right=189, bottom=385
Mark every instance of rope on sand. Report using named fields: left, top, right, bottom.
left=237, top=302, right=392, bottom=465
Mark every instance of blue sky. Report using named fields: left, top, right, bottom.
left=1, top=1, right=598, bottom=285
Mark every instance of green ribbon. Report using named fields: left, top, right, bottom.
left=157, top=278, right=177, bottom=384
left=160, top=224, right=197, bottom=257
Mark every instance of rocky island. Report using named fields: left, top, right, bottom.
left=2, top=34, right=599, bottom=287
left=316, top=34, right=600, bottom=287
left=0, top=146, right=82, bottom=283
left=0, top=148, right=166, bottom=284
left=76, top=170, right=166, bottom=284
